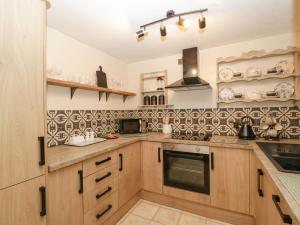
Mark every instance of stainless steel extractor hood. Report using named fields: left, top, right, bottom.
left=166, top=47, right=211, bottom=91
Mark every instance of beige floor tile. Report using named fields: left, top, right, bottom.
left=178, top=212, right=206, bottom=225
left=129, top=200, right=142, bottom=212
left=120, top=214, right=150, bottom=225
left=153, top=207, right=182, bottom=225
left=131, top=201, right=159, bottom=219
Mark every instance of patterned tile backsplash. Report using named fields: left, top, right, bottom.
left=47, top=107, right=300, bottom=147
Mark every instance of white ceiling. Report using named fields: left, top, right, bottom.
left=47, top=0, right=293, bottom=63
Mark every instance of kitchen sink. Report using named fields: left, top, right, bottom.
left=257, top=142, right=300, bottom=174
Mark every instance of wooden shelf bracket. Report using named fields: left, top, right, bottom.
left=70, top=87, right=77, bottom=99
left=123, top=95, right=128, bottom=103
left=106, top=93, right=110, bottom=102
left=99, top=92, right=103, bottom=102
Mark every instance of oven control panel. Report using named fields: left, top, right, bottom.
left=163, top=143, right=209, bottom=154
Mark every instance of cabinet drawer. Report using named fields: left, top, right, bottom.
left=84, top=177, right=118, bottom=213
left=83, top=152, right=116, bottom=177
left=84, top=166, right=116, bottom=193
left=84, top=193, right=118, bottom=225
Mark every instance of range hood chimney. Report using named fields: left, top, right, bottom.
left=166, top=47, right=211, bottom=91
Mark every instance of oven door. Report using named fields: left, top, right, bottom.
left=163, top=150, right=210, bottom=194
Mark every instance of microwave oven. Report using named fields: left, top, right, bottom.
left=119, top=119, right=147, bottom=134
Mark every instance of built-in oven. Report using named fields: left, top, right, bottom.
left=163, top=143, right=210, bottom=195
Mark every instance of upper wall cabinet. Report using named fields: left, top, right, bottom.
left=216, top=47, right=300, bottom=105
left=0, top=0, right=46, bottom=189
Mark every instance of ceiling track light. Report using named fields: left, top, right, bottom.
left=160, top=22, right=167, bottom=37
left=178, top=17, right=185, bottom=27
left=136, top=27, right=148, bottom=40
left=137, top=8, right=208, bottom=41
left=199, top=13, right=206, bottom=29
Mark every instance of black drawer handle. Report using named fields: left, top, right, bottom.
left=210, top=152, right=214, bottom=170
left=95, top=157, right=111, bottom=166
left=119, top=154, right=123, bottom=171
left=272, top=195, right=292, bottom=224
left=95, top=172, right=112, bottom=183
left=96, top=204, right=112, bottom=220
left=257, top=169, right=264, bottom=197
left=38, top=137, right=45, bottom=166
left=158, top=147, right=161, bottom=163
left=39, top=186, right=46, bottom=217
left=96, top=187, right=112, bottom=199
left=78, top=170, right=83, bottom=193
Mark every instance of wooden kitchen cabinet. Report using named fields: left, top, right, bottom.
left=254, top=155, right=295, bottom=225
left=142, top=142, right=163, bottom=194
left=253, top=157, right=268, bottom=225
left=47, top=163, right=84, bottom=225
left=118, top=142, right=141, bottom=207
left=0, top=176, right=46, bottom=225
left=210, top=147, right=250, bottom=214
left=0, top=0, right=46, bottom=189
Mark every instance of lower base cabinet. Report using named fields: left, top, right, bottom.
left=84, top=192, right=118, bottom=225
left=0, top=176, right=46, bottom=225
left=210, top=147, right=250, bottom=214
left=47, top=163, right=83, bottom=225
left=254, top=155, right=295, bottom=225
left=142, top=142, right=163, bottom=194
left=118, top=142, right=141, bottom=207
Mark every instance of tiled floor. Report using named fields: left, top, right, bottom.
left=116, top=200, right=233, bottom=225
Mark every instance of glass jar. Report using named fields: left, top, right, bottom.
left=144, top=95, right=150, bottom=105
left=158, top=95, right=165, bottom=105
left=151, top=95, right=158, bottom=105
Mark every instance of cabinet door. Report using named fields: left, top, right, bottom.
left=0, top=0, right=46, bottom=189
left=142, top=142, right=162, bottom=193
left=47, top=163, right=83, bottom=225
left=118, top=142, right=141, bottom=207
left=0, top=176, right=46, bottom=225
left=210, top=147, right=250, bottom=214
left=254, top=157, right=268, bottom=225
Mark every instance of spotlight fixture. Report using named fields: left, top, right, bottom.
left=136, top=28, right=148, bottom=39
left=178, top=17, right=185, bottom=27
left=160, top=22, right=167, bottom=37
left=137, top=8, right=208, bottom=41
left=199, top=13, right=206, bottom=29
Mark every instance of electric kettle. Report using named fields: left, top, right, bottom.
left=234, top=116, right=256, bottom=140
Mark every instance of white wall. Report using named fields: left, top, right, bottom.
left=47, top=27, right=130, bottom=110
left=128, top=33, right=295, bottom=109
left=47, top=30, right=295, bottom=110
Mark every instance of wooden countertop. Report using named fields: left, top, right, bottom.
left=47, top=133, right=300, bottom=223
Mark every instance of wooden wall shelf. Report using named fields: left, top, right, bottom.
left=216, top=47, right=300, bottom=106
left=217, top=74, right=298, bottom=84
left=217, top=47, right=300, bottom=64
left=218, top=97, right=299, bottom=104
left=47, top=78, right=136, bottom=102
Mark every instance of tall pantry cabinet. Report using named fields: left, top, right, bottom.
left=0, top=0, right=47, bottom=224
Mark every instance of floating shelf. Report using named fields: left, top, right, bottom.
left=217, top=74, right=298, bottom=84
left=47, top=78, right=136, bottom=102
left=218, top=97, right=299, bottom=104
